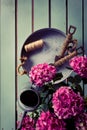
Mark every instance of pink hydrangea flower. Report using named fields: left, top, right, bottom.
left=69, top=56, right=87, bottom=78
left=29, top=63, right=56, bottom=87
left=36, top=111, right=66, bottom=130
left=52, top=86, right=84, bottom=119
left=21, top=115, right=35, bottom=130
left=75, top=112, right=87, bottom=130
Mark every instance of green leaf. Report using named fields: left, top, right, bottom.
left=41, top=103, right=49, bottom=111
left=71, top=83, right=76, bottom=90
left=75, top=84, right=84, bottom=96
left=53, top=72, right=63, bottom=82
left=54, top=81, right=69, bottom=90
left=71, top=83, right=83, bottom=96
left=82, top=77, right=87, bottom=84
left=67, top=76, right=75, bottom=83
left=42, top=83, right=53, bottom=92
left=66, top=66, right=73, bottom=70
left=40, top=91, right=49, bottom=98
left=49, top=88, right=55, bottom=94
left=74, top=75, right=82, bottom=84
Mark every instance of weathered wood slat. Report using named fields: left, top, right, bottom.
left=17, top=0, right=32, bottom=97
left=84, top=0, right=87, bottom=56
left=17, top=0, right=33, bottom=126
left=1, top=0, right=15, bottom=129
left=15, top=0, right=18, bottom=128
left=51, top=0, right=66, bottom=32
left=68, top=0, right=87, bottom=96
left=34, top=0, right=48, bottom=30
left=84, top=0, right=87, bottom=96
left=68, top=0, right=82, bottom=46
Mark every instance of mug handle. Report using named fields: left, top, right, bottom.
left=17, top=111, right=27, bottom=130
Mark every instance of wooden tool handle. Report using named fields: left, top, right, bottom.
left=54, top=51, right=77, bottom=67
left=60, top=25, right=76, bottom=57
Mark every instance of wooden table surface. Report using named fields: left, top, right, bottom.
left=1, top=0, right=87, bottom=129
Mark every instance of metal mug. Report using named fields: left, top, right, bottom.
left=18, top=86, right=40, bottom=112
left=17, top=86, right=40, bottom=129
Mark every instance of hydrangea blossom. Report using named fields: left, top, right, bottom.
left=29, top=63, right=56, bottom=87
left=75, top=112, right=87, bottom=130
left=69, top=56, right=87, bottom=78
left=36, top=111, right=66, bottom=130
left=52, top=86, right=84, bottom=119
left=20, top=115, right=35, bottom=130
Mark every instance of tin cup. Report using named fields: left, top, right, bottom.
left=17, top=87, right=40, bottom=129
left=18, top=87, right=40, bottom=112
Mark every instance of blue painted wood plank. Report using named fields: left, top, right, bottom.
left=68, top=0, right=87, bottom=96
left=84, top=0, right=87, bottom=56
left=51, top=0, right=66, bottom=33
left=68, top=0, right=82, bottom=46
left=1, top=0, right=15, bottom=129
left=84, top=0, right=87, bottom=95
left=17, top=0, right=32, bottom=93
left=17, top=0, right=32, bottom=124
left=34, top=0, right=48, bottom=31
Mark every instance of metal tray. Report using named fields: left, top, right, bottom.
left=20, top=28, right=72, bottom=83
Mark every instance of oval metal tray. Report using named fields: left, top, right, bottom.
left=20, top=28, right=72, bottom=83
